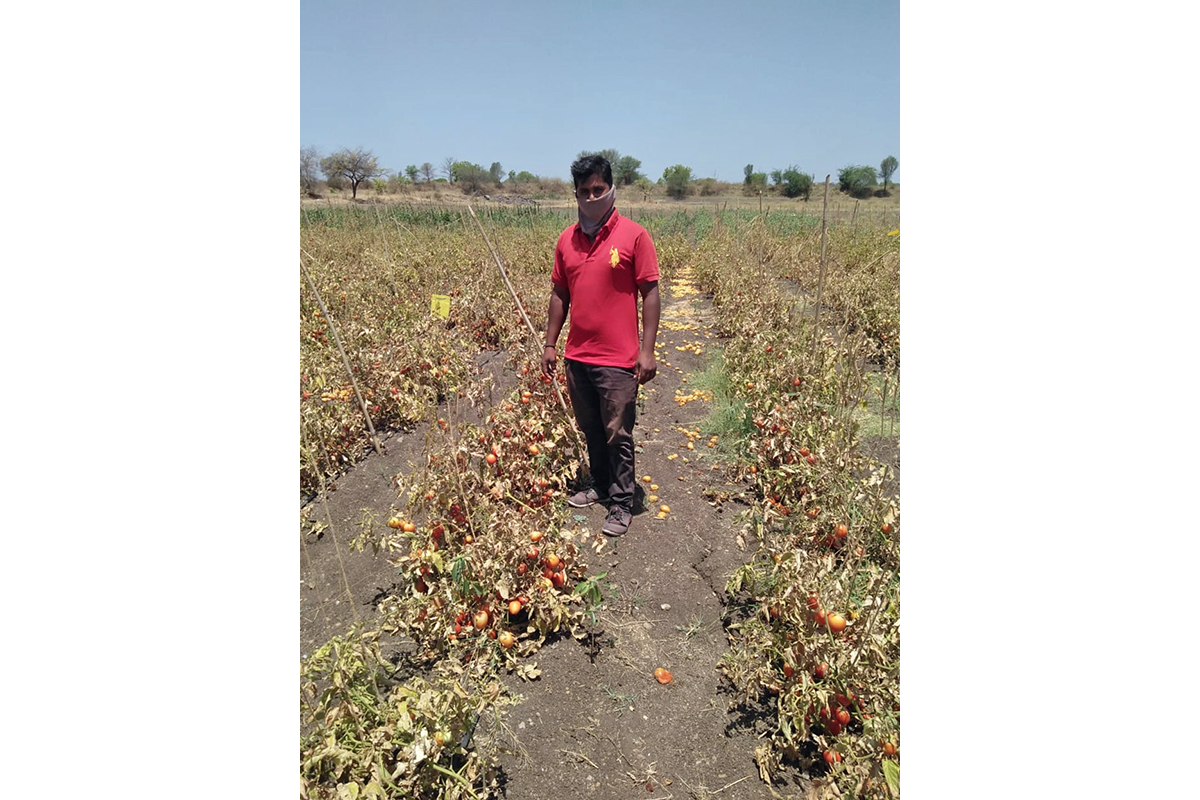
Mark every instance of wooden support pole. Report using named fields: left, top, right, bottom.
left=466, top=205, right=586, bottom=455
left=299, top=254, right=384, bottom=456
left=812, top=175, right=831, bottom=351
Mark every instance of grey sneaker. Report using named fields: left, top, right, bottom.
left=602, top=506, right=632, bottom=536
left=568, top=487, right=604, bottom=508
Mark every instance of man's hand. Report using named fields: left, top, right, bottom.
left=634, top=351, right=656, bottom=384
left=541, top=345, right=558, bottom=376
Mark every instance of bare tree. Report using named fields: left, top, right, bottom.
left=420, top=162, right=435, bottom=182
left=300, top=146, right=321, bottom=195
left=440, top=157, right=455, bottom=182
left=320, top=147, right=383, bottom=199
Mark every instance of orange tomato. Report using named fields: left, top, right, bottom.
left=883, top=741, right=898, bottom=756
left=828, top=612, right=847, bottom=633
left=544, top=553, right=561, bottom=570
left=473, top=609, right=490, bottom=629
left=486, top=453, right=497, bottom=465
left=835, top=523, right=848, bottom=538
left=528, top=444, right=540, bottom=455
left=499, top=631, right=515, bottom=649
left=529, top=530, right=543, bottom=542
left=654, top=668, right=673, bottom=684
left=388, top=517, right=402, bottom=529
left=402, top=521, right=416, bottom=533
left=508, top=599, right=522, bottom=616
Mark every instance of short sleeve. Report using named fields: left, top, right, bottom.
left=551, top=236, right=567, bottom=288
left=633, top=230, right=659, bottom=285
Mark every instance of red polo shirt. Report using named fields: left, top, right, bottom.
left=551, top=209, right=659, bottom=368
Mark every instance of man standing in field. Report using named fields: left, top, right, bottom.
left=541, top=154, right=660, bottom=536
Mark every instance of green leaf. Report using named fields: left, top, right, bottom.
left=883, top=759, right=899, bottom=796
left=573, top=514, right=588, bottom=523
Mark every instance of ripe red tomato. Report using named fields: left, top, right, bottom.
left=835, top=523, right=848, bottom=538
left=835, top=708, right=851, bottom=726
left=814, top=663, right=828, bottom=680
left=799, top=446, right=810, bottom=457
left=823, top=749, right=842, bottom=765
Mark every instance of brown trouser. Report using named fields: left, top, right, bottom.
left=565, top=359, right=637, bottom=511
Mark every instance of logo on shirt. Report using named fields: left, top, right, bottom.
left=609, top=247, right=620, bottom=268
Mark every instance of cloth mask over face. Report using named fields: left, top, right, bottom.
left=576, top=183, right=615, bottom=237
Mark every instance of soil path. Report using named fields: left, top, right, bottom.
left=300, top=269, right=828, bottom=798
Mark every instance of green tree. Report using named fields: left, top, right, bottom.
left=613, top=155, right=643, bottom=185
left=769, top=168, right=783, bottom=187
left=489, top=162, right=504, bottom=185
left=880, top=155, right=899, bottom=190
left=837, top=165, right=878, bottom=198
left=319, top=147, right=383, bottom=199
left=661, top=164, right=693, bottom=199
left=452, top=161, right=491, bottom=194
left=779, top=166, right=814, bottom=199
left=743, top=172, right=768, bottom=195
left=744, top=164, right=754, bottom=185
left=300, top=146, right=321, bottom=195
left=633, top=176, right=653, bottom=201
left=577, top=148, right=620, bottom=164
left=405, top=164, right=419, bottom=183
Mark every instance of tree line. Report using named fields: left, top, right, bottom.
left=301, top=146, right=897, bottom=201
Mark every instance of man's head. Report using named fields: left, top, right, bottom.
left=570, top=154, right=613, bottom=197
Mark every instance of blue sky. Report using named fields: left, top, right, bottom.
left=301, top=0, right=899, bottom=184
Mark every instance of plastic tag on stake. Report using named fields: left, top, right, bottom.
left=431, top=294, right=451, bottom=319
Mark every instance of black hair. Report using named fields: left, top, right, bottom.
left=570, top=154, right=613, bottom=189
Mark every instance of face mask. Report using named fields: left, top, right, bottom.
left=576, top=184, right=615, bottom=236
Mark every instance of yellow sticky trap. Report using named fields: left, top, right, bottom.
left=431, top=294, right=451, bottom=319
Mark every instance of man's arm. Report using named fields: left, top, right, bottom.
left=635, top=280, right=659, bottom=384
left=542, top=283, right=570, bottom=375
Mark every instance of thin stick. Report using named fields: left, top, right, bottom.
left=299, top=254, right=384, bottom=456
left=465, top=206, right=583, bottom=452
left=712, top=775, right=752, bottom=794
left=812, top=175, right=831, bottom=353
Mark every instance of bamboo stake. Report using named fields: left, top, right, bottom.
left=812, top=175, right=831, bottom=353
left=299, top=253, right=384, bottom=456
left=465, top=204, right=585, bottom=453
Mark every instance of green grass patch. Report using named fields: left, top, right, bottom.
left=688, top=349, right=754, bottom=455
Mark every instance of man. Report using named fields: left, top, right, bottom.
left=541, top=154, right=660, bottom=536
